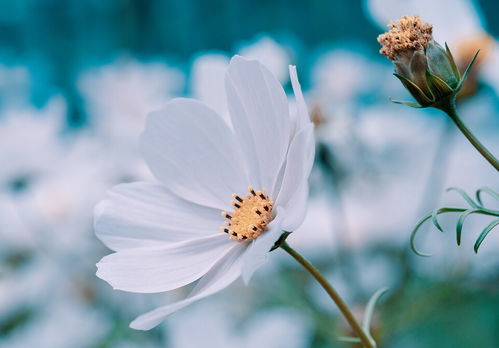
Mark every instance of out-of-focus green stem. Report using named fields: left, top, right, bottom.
left=280, top=242, right=375, bottom=348
left=442, top=101, right=499, bottom=171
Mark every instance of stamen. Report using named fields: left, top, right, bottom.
left=221, top=211, right=232, bottom=219
left=220, top=187, right=273, bottom=242
left=232, top=193, right=243, bottom=203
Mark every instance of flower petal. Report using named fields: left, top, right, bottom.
left=280, top=183, right=309, bottom=232
left=274, top=124, right=314, bottom=230
left=140, top=98, right=248, bottom=210
left=130, top=243, right=246, bottom=330
left=241, top=206, right=285, bottom=284
left=289, top=65, right=310, bottom=132
left=225, top=56, right=291, bottom=191
left=96, top=234, right=234, bottom=293
left=95, top=182, right=224, bottom=251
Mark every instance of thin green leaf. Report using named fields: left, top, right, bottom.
left=393, top=73, right=433, bottom=105
left=445, top=42, right=461, bottom=79
left=410, top=208, right=466, bottom=256
left=479, top=209, right=499, bottom=217
left=389, top=98, right=423, bottom=108
left=338, top=336, right=362, bottom=343
left=456, top=209, right=481, bottom=245
left=447, top=187, right=480, bottom=208
left=410, top=213, right=433, bottom=257
left=455, top=49, right=480, bottom=92
left=474, top=219, right=499, bottom=253
left=425, top=70, right=454, bottom=99
left=475, top=187, right=499, bottom=207
left=431, top=210, right=444, bottom=232
left=362, top=287, right=389, bottom=344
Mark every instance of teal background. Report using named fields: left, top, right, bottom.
left=0, top=1, right=498, bottom=348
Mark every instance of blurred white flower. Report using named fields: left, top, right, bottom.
left=0, top=256, right=56, bottom=316
left=311, top=49, right=380, bottom=103
left=0, top=194, right=35, bottom=255
left=108, top=342, right=164, bottom=348
left=190, top=36, right=291, bottom=121
left=95, top=56, right=314, bottom=330
left=287, top=194, right=336, bottom=256
left=0, top=253, right=109, bottom=348
left=237, top=36, right=291, bottom=84
left=78, top=58, right=183, bottom=181
left=19, top=135, right=113, bottom=262
left=78, top=58, right=184, bottom=141
left=190, top=53, right=230, bottom=120
left=168, top=303, right=310, bottom=348
left=343, top=105, right=442, bottom=246
left=0, top=97, right=65, bottom=192
left=307, top=48, right=397, bottom=185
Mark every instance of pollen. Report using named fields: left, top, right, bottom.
left=377, top=15, right=433, bottom=60
left=220, top=186, right=273, bottom=242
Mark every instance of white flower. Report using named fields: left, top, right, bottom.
left=169, top=303, right=310, bottom=348
left=78, top=59, right=184, bottom=181
left=311, top=49, right=376, bottom=103
left=0, top=97, right=65, bottom=192
left=95, top=56, right=315, bottom=330
left=287, top=194, right=336, bottom=256
left=78, top=58, right=184, bottom=141
left=22, top=135, right=114, bottom=260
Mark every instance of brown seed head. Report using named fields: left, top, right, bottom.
left=377, top=16, right=433, bottom=60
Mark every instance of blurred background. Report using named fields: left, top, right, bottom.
left=0, top=0, right=498, bottom=347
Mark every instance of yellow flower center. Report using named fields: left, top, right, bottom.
left=220, top=186, right=273, bottom=242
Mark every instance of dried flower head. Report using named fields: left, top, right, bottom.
left=377, top=15, right=479, bottom=109
left=378, top=16, right=433, bottom=60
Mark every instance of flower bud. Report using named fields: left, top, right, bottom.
left=377, top=16, right=478, bottom=109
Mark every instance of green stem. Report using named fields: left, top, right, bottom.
left=443, top=101, right=499, bottom=171
left=280, top=242, right=375, bottom=348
